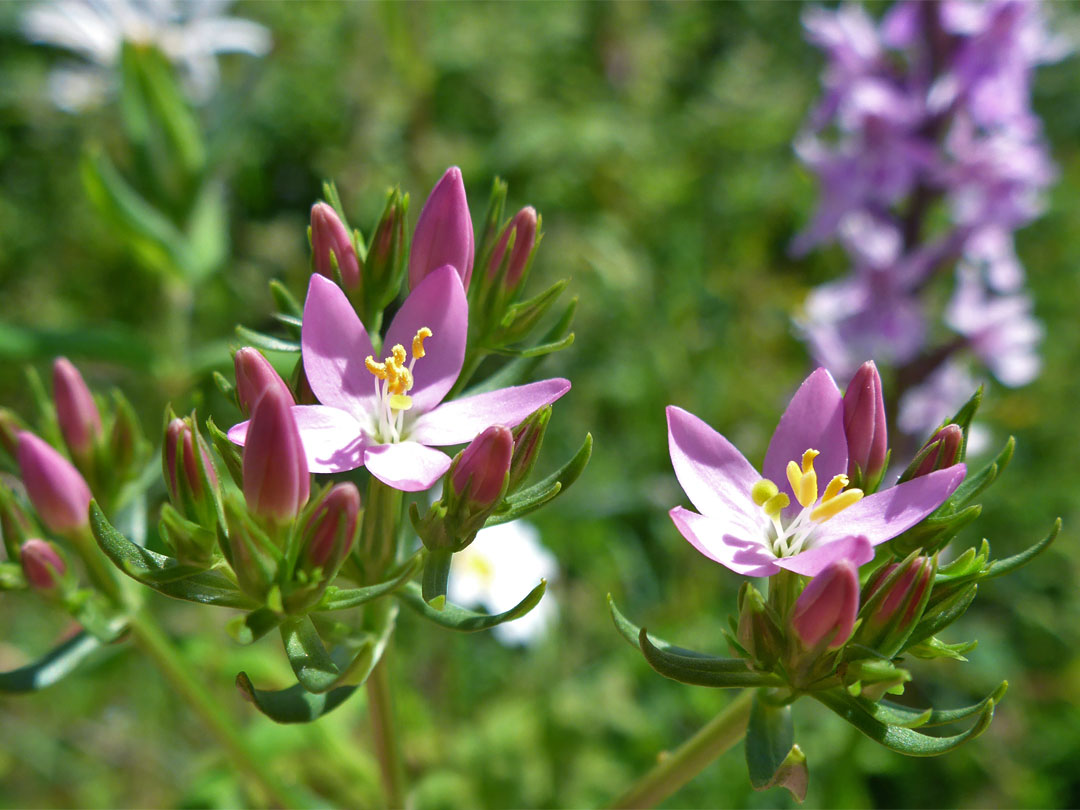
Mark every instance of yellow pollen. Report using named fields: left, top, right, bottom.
left=391, top=344, right=407, bottom=366
left=751, top=480, right=779, bottom=506
left=811, top=488, right=864, bottom=522
left=763, top=492, right=790, bottom=518
left=821, top=473, right=849, bottom=503
left=365, top=356, right=388, bottom=379
left=412, top=327, right=432, bottom=359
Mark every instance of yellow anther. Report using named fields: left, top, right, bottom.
left=751, top=479, right=779, bottom=507
left=787, top=458, right=818, bottom=509
left=763, top=492, right=790, bottom=518
left=365, top=356, right=388, bottom=380
left=801, top=448, right=820, bottom=473
left=822, top=473, right=849, bottom=503
left=811, top=488, right=864, bottom=522
left=786, top=460, right=802, bottom=496
left=388, top=393, right=413, bottom=411
left=391, top=344, right=407, bottom=367
left=412, top=327, right=432, bottom=359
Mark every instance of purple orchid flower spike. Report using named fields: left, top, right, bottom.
left=229, top=266, right=570, bottom=492
left=667, top=368, right=966, bottom=578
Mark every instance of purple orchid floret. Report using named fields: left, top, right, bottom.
left=229, top=267, right=570, bottom=492
left=667, top=368, right=965, bottom=578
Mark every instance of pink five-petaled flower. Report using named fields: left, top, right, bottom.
left=667, top=368, right=966, bottom=578
left=228, top=266, right=570, bottom=492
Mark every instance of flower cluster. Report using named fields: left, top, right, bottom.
left=613, top=362, right=1059, bottom=800
left=793, top=1, right=1066, bottom=439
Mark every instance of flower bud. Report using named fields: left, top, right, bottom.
left=242, top=386, right=309, bottom=524
left=20, top=538, right=67, bottom=591
left=364, top=188, right=408, bottom=311
left=311, top=202, right=361, bottom=291
left=790, top=559, right=859, bottom=650
left=855, top=556, right=934, bottom=656
left=910, top=424, right=963, bottom=479
left=17, top=431, right=92, bottom=534
left=234, top=347, right=295, bottom=418
left=736, top=581, right=781, bottom=669
left=408, top=166, right=474, bottom=290
left=222, top=497, right=278, bottom=600
left=53, top=357, right=103, bottom=462
left=507, top=407, right=550, bottom=493
left=487, top=206, right=538, bottom=289
left=843, top=361, right=887, bottom=489
left=302, top=483, right=360, bottom=570
left=163, top=416, right=220, bottom=527
left=451, top=425, right=514, bottom=508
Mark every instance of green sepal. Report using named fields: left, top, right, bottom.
left=813, top=688, right=995, bottom=756
left=0, top=632, right=105, bottom=693
left=871, top=682, right=1007, bottom=729
left=235, top=671, right=357, bottom=724
left=906, top=636, right=978, bottom=661
left=484, top=433, right=592, bottom=527
left=269, top=279, right=304, bottom=319
left=90, top=501, right=259, bottom=609
left=493, top=279, right=568, bottom=345
left=396, top=579, right=545, bottom=632
left=639, top=629, right=780, bottom=688
left=226, top=608, right=283, bottom=646
left=205, top=417, right=243, bottom=489
left=234, top=325, right=299, bottom=354
left=843, top=659, right=911, bottom=701
left=314, top=554, right=421, bottom=611
left=904, top=583, right=977, bottom=650
left=747, top=695, right=808, bottom=802
left=213, top=371, right=238, bottom=409
left=272, top=313, right=303, bottom=338
left=949, top=437, right=1014, bottom=508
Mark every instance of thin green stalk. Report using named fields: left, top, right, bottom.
left=366, top=654, right=405, bottom=809
left=609, top=689, right=754, bottom=809
left=127, top=610, right=310, bottom=809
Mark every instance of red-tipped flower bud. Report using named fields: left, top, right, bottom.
left=302, top=483, right=360, bottom=570
left=856, top=555, right=935, bottom=656
left=234, top=347, right=295, bottom=417
left=53, top=357, right=103, bottom=461
left=164, top=416, right=220, bottom=526
left=488, top=206, right=538, bottom=288
left=17, top=431, right=92, bottom=534
left=451, top=425, right=514, bottom=508
left=409, top=166, right=474, bottom=290
left=791, top=559, right=860, bottom=650
left=311, top=202, right=361, bottom=290
left=242, top=386, right=309, bottom=524
left=911, top=424, right=963, bottom=479
left=507, top=406, right=550, bottom=492
left=843, top=361, right=887, bottom=487
left=20, top=538, right=67, bottom=590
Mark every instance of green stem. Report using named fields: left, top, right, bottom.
left=609, top=689, right=754, bottom=809
left=359, top=479, right=403, bottom=584
left=366, top=654, right=405, bottom=808
left=127, top=610, right=310, bottom=809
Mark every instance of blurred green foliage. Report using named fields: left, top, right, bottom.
left=1, top=1, right=1078, bottom=808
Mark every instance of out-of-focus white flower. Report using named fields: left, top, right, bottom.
left=447, top=520, right=559, bottom=646
left=22, top=0, right=271, bottom=111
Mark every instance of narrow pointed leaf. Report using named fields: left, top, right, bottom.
left=315, top=555, right=421, bottom=611
left=905, top=584, right=978, bottom=650
left=950, top=437, right=1014, bottom=507
left=982, top=518, right=1061, bottom=581
left=270, top=279, right=303, bottom=319
left=485, top=433, right=592, bottom=527
left=0, top=632, right=104, bottom=693
left=746, top=694, right=795, bottom=789
left=236, top=671, right=358, bottom=724
left=234, top=325, right=299, bottom=354
left=281, top=617, right=341, bottom=693
left=873, top=682, right=1006, bottom=729
left=608, top=594, right=729, bottom=657
left=639, top=629, right=779, bottom=687
left=397, top=579, right=545, bottom=632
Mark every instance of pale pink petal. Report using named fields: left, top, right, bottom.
left=763, top=368, right=848, bottom=501
left=814, top=465, right=966, bottom=546
left=775, top=535, right=874, bottom=577
left=382, top=265, right=467, bottom=414
left=669, top=506, right=780, bottom=577
left=301, top=274, right=377, bottom=417
left=409, top=379, right=571, bottom=446
left=229, top=405, right=368, bottom=474
left=363, top=441, right=452, bottom=492
left=666, top=406, right=761, bottom=521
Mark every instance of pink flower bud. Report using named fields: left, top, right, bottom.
left=302, top=482, right=360, bottom=569
left=451, top=425, right=514, bottom=509
left=864, top=557, right=933, bottom=629
left=912, top=424, right=963, bottom=478
left=53, top=357, right=103, bottom=460
left=408, top=166, right=474, bottom=291
left=20, top=538, right=67, bottom=590
left=17, top=431, right=92, bottom=534
left=163, top=417, right=219, bottom=518
left=843, top=361, right=887, bottom=484
left=488, top=206, right=538, bottom=288
left=791, top=559, right=860, bottom=650
left=507, top=406, right=550, bottom=492
left=242, top=386, right=309, bottom=524
left=234, top=347, right=295, bottom=417
left=311, top=202, right=361, bottom=290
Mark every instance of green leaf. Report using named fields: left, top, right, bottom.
left=226, top=608, right=283, bottom=646
left=0, top=632, right=105, bottom=693
left=950, top=437, right=1015, bottom=508
left=608, top=594, right=728, bottom=657
left=488, top=333, right=575, bottom=358
left=281, top=617, right=344, bottom=693
left=747, top=695, right=807, bottom=801
left=236, top=671, right=358, bottom=724
left=270, top=280, right=303, bottom=319
left=234, top=325, right=300, bottom=354
left=905, top=583, right=978, bottom=650
left=906, top=636, right=978, bottom=661
left=872, top=682, right=1007, bottom=729
left=185, top=181, right=228, bottom=283
left=421, top=549, right=453, bottom=606
left=315, top=555, right=420, bottom=611
left=90, top=501, right=258, bottom=609
left=485, top=433, right=592, bottom=527
left=982, top=518, right=1061, bottom=580
left=813, top=688, right=995, bottom=756
left=396, top=579, right=545, bottom=632
left=639, top=629, right=779, bottom=688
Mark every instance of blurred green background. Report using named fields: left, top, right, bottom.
left=2, top=2, right=1079, bottom=807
